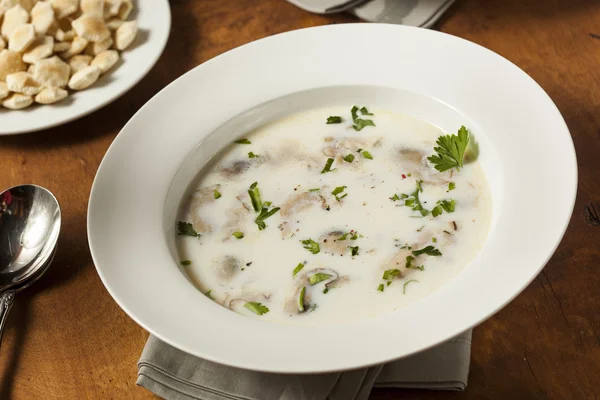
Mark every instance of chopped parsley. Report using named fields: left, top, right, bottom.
left=232, top=231, right=244, bottom=239
left=351, top=106, right=359, bottom=120
left=432, top=237, right=437, bottom=243
left=427, top=126, right=470, bottom=172
left=255, top=205, right=280, bottom=230
left=359, top=106, right=373, bottom=116
left=349, top=246, right=359, bottom=256
left=361, top=150, right=373, bottom=160
left=326, top=116, right=342, bottom=124
left=180, top=260, right=192, bottom=266
left=234, top=139, right=251, bottom=144
left=412, top=246, right=442, bottom=257
left=245, top=302, right=269, bottom=315
left=213, top=189, right=222, bottom=199
left=432, top=199, right=456, bottom=217
left=438, top=199, right=456, bottom=213
left=343, top=154, right=355, bottom=163
left=390, top=194, right=400, bottom=201
left=293, top=262, right=305, bottom=277
left=309, top=272, right=332, bottom=285
left=321, top=158, right=336, bottom=174
left=399, top=180, right=430, bottom=216
left=405, top=255, right=424, bottom=271
left=403, top=279, right=419, bottom=294
left=351, top=105, right=375, bottom=131
left=177, top=221, right=200, bottom=238
left=331, top=186, right=347, bottom=201
left=353, top=119, right=375, bottom=131
left=247, top=182, right=262, bottom=212
left=377, top=284, right=384, bottom=292
left=298, top=286, right=306, bottom=312
left=448, top=182, right=456, bottom=191
left=205, top=290, right=214, bottom=299
left=301, top=239, right=320, bottom=254
left=338, top=231, right=361, bottom=240
left=382, top=269, right=401, bottom=281
left=309, top=188, right=321, bottom=192
left=323, top=288, right=329, bottom=294
left=248, top=151, right=259, bottom=158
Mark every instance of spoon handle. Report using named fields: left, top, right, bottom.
left=0, top=291, right=15, bottom=350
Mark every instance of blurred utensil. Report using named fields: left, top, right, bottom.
left=0, top=185, right=61, bottom=349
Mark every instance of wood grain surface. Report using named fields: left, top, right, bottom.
left=1, top=0, right=599, bottom=398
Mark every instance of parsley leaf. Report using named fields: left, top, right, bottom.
left=448, top=182, right=456, bottom=191
left=293, top=262, right=305, bottom=277
left=412, top=246, right=442, bottom=257
left=361, top=150, right=373, bottom=160
left=232, top=231, right=244, bottom=239
left=327, top=116, right=342, bottom=124
left=255, top=206, right=280, bottom=230
left=353, top=119, right=375, bottom=131
left=349, top=246, right=359, bottom=256
left=248, top=151, right=259, bottom=158
left=309, top=272, right=332, bottom=285
left=398, top=180, right=430, bottom=216
left=432, top=199, right=456, bottom=217
left=405, top=255, right=424, bottom=271
left=351, top=106, right=359, bottom=120
left=427, top=126, right=470, bottom=172
left=247, top=182, right=262, bottom=212
left=301, top=239, right=320, bottom=254
left=321, top=158, right=336, bottom=174
left=377, top=284, right=385, bottom=292
left=403, top=279, right=419, bottom=294
left=177, top=221, right=200, bottom=237
left=338, top=231, right=361, bottom=240
left=245, top=302, right=269, bottom=315
left=359, top=106, right=373, bottom=116
left=438, top=199, right=456, bottom=213
left=331, top=186, right=347, bottom=201
left=234, top=139, right=251, bottom=144
left=343, top=154, right=355, bottom=163
left=298, top=286, right=306, bottom=312
left=213, top=189, right=222, bottom=199
left=180, top=260, right=192, bottom=266
left=382, top=269, right=401, bottom=281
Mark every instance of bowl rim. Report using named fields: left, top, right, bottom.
left=87, top=23, right=577, bottom=373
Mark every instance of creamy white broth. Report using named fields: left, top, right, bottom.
left=176, top=107, right=491, bottom=325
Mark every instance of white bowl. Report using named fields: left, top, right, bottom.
left=88, top=24, right=577, bottom=373
left=0, top=0, right=171, bottom=135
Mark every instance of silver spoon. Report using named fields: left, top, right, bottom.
left=0, top=185, right=61, bottom=348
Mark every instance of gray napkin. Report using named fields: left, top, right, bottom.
left=137, top=330, right=472, bottom=400
left=286, top=0, right=456, bottom=28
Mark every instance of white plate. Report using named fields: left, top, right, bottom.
left=0, top=0, right=171, bottom=135
left=88, top=24, right=577, bottom=373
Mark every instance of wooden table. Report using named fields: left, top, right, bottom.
left=1, top=0, right=599, bottom=398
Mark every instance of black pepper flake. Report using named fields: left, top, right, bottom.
left=452, top=221, right=458, bottom=230
left=246, top=262, right=252, bottom=266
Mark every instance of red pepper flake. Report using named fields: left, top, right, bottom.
left=402, top=174, right=406, bottom=179
left=2, top=191, right=12, bottom=206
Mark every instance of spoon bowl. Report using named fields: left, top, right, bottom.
left=0, top=184, right=61, bottom=349
left=0, top=185, right=61, bottom=292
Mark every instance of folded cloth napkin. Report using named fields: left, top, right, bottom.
left=287, top=0, right=456, bottom=28
left=137, top=330, right=472, bottom=400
